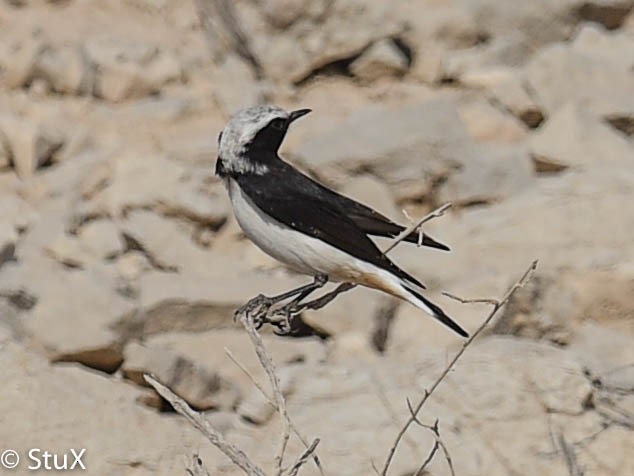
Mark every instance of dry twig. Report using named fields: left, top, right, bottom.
left=380, top=259, right=538, bottom=475
left=144, top=374, right=266, bottom=476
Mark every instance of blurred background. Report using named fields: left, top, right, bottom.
left=1, top=0, right=634, bottom=475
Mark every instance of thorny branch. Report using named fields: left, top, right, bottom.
left=380, top=259, right=539, bottom=476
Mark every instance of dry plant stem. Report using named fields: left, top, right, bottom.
left=288, top=439, right=320, bottom=476
left=385, top=203, right=452, bottom=255
left=224, top=348, right=325, bottom=476
left=380, top=259, right=538, bottom=476
left=144, top=374, right=266, bottom=476
left=239, top=313, right=291, bottom=475
left=558, top=433, right=584, bottom=476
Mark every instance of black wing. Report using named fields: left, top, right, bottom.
left=234, top=170, right=426, bottom=290
left=273, top=160, right=450, bottom=251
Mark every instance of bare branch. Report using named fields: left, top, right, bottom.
left=558, top=433, right=584, bottom=476
left=380, top=260, right=538, bottom=476
left=224, top=347, right=325, bottom=476
left=144, top=374, right=266, bottom=476
left=384, top=203, right=452, bottom=255
left=288, top=439, right=320, bottom=476
left=237, top=312, right=292, bottom=474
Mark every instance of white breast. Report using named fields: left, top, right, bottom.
left=226, top=178, right=379, bottom=283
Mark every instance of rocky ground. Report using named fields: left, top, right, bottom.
left=1, top=0, right=634, bottom=475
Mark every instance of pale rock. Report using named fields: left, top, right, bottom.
left=87, top=152, right=186, bottom=215
left=0, top=36, right=46, bottom=88
left=2, top=258, right=134, bottom=372
left=210, top=55, right=266, bottom=115
left=146, top=330, right=323, bottom=397
left=121, top=96, right=191, bottom=122
left=44, top=234, right=92, bottom=268
left=238, top=367, right=295, bottom=424
left=260, top=0, right=309, bottom=28
left=529, top=102, right=634, bottom=172
left=438, top=143, right=534, bottom=205
left=0, top=342, right=219, bottom=475
left=339, top=174, right=401, bottom=220
left=458, top=97, right=528, bottom=143
left=155, top=176, right=228, bottom=227
left=294, top=99, right=480, bottom=202
left=250, top=0, right=403, bottom=82
left=525, top=43, right=634, bottom=118
left=572, top=22, right=634, bottom=70
left=0, top=195, right=37, bottom=231
left=77, top=219, right=123, bottom=260
left=350, top=39, right=409, bottom=82
left=442, top=32, right=532, bottom=82
left=122, top=210, right=199, bottom=271
left=86, top=38, right=180, bottom=102
left=122, top=341, right=239, bottom=410
left=487, top=72, right=544, bottom=128
left=0, top=220, right=17, bottom=268
left=36, top=45, right=95, bottom=95
left=114, top=250, right=152, bottom=282
left=0, top=115, right=64, bottom=178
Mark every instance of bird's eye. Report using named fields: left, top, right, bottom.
left=217, top=131, right=223, bottom=144
left=270, top=118, right=287, bottom=131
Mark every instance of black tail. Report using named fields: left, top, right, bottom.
left=402, top=285, right=469, bottom=338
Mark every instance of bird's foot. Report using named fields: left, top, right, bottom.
left=234, top=293, right=273, bottom=327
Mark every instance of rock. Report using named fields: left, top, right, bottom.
left=349, top=38, right=409, bottom=82
left=122, top=210, right=199, bottom=271
left=529, top=102, right=634, bottom=172
left=36, top=45, right=95, bottom=95
left=525, top=43, right=634, bottom=118
left=458, top=96, right=528, bottom=143
left=0, top=220, right=17, bottom=268
left=0, top=35, right=46, bottom=89
left=246, top=0, right=404, bottom=82
left=85, top=152, right=187, bottom=216
left=209, top=55, right=267, bottom=115
left=0, top=195, right=37, bottom=232
left=44, top=234, right=92, bottom=268
left=294, top=98, right=480, bottom=202
left=438, top=143, right=534, bottom=205
left=146, top=329, right=323, bottom=398
left=238, top=367, right=295, bottom=424
left=0, top=342, right=220, bottom=475
left=576, top=0, right=634, bottom=29
left=86, top=38, right=180, bottom=102
left=0, top=129, right=10, bottom=170
left=442, top=32, right=532, bottom=82
left=121, top=341, right=240, bottom=410
left=486, top=71, right=544, bottom=128
left=571, top=22, right=634, bottom=71
left=1, top=258, right=134, bottom=372
left=155, top=176, right=228, bottom=227
left=76, top=219, right=123, bottom=260
left=0, top=115, right=64, bottom=178
left=339, top=174, right=401, bottom=220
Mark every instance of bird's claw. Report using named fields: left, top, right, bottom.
left=234, top=293, right=272, bottom=323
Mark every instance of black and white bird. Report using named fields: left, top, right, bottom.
left=215, top=105, right=468, bottom=337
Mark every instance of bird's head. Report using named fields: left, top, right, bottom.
left=216, top=104, right=311, bottom=175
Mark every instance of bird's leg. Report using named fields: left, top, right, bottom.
left=234, top=275, right=328, bottom=327
left=300, top=282, right=356, bottom=311
left=264, top=275, right=330, bottom=334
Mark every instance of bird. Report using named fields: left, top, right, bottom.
left=215, top=104, right=468, bottom=337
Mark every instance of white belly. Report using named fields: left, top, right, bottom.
left=226, top=178, right=377, bottom=283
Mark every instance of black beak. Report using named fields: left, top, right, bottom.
left=289, top=108, right=311, bottom=123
